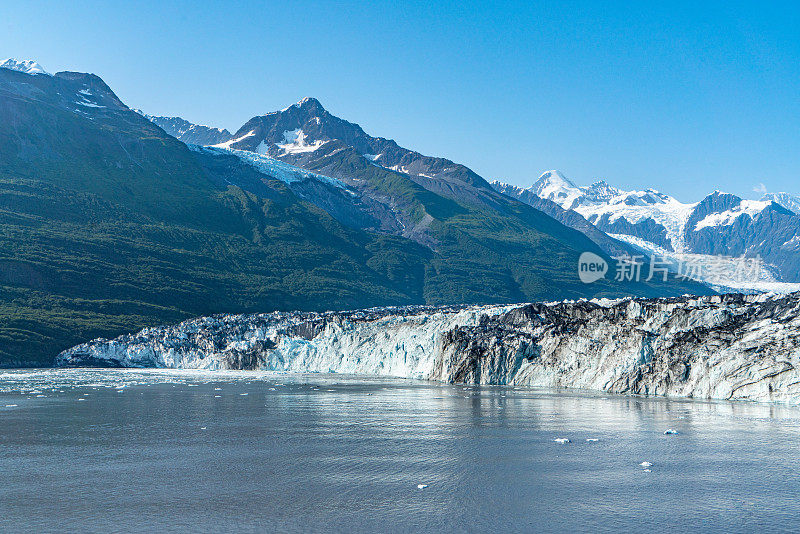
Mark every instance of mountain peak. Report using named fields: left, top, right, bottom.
left=297, top=96, right=321, bottom=105
left=583, top=180, right=622, bottom=204
left=533, top=170, right=577, bottom=192
left=536, top=170, right=572, bottom=185
left=292, top=97, right=325, bottom=112
left=531, top=171, right=585, bottom=209
left=1, top=58, right=50, bottom=76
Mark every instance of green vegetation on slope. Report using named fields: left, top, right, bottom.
left=0, top=68, right=709, bottom=366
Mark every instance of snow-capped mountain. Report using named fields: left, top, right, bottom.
left=530, top=170, right=587, bottom=209
left=138, top=113, right=233, bottom=146
left=210, top=97, right=502, bottom=209
left=525, top=170, right=697, bottom=252
left=762, top=192, right=800, bottom=215
left=1, top=58, right=50, bottom=76
left=491, top=181, right=634, bottom=257
left=137, top=95, right=796, bottom=294
left=495, top=171, right=800, bottom=288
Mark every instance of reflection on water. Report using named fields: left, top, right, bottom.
left=1, top=369, right=799, bottom=533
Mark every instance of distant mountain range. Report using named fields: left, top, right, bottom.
left=136, top=112, right=233, bottom=146
left=134, top=90, right=800, bottom=294
left=149, top=106, right=800, bottom=289
left=0, top=59, right=707, bottom=366
left=494, top=171, right=800, bottom=291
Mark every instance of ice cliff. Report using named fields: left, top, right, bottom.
left=57, top=293, right=800, bottom=403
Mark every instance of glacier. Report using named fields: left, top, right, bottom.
left=57, top=293, right=800, bottom=404
left=190, top=144, right=352, bottom=192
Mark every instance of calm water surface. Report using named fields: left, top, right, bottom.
left=1, top=369, right=799, bottom=533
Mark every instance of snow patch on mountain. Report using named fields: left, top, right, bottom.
left=1, top=58, right=50, bottom=76
left=75, top=100, right=105, bottom=108
left=780, top=235, right=800, bottom=253
left=281, top=97, right=318, bottom=112
left=694, top=200, right=772, bottom=231
left=276, top=129, right=326, bottom=154
left=74, top=87, right=106, bottom=109
left=212, top=130, right=257, bottom=149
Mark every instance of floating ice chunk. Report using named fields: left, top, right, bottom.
left=664, top=429, right=679, bottom=435
left=554, top=438, right=571, bottom=444
left=5, top=404, right=17, bottom=407
left=240, top=393, right=248, bottom=396
left=643, top=469, right=652, bottom=473
left=640, top=461, right=652, bottom=467
left=417, top=484, right=428, bottom=489
left=586, top=438, right=599, bottom=442
left=77, top=398, right=86, bottom=401
left=200, top=427, right=207, bottom=430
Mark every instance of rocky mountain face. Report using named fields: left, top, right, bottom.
left=491, top=181, right=634, bottom=257
left=58, top=292, right=800, bottom=404
left=218, top=96, right=502, bottom=212
left=495, top=172, right=800, bottom=286
left=140, top=113, right=233, bottom=146
left=762, top=192, right=800, bottom=215
left=0, top=64, right=430, bottom=365
left=139, top=96, right=710, bottom=300
left=686, top=192, right=800, bottom=280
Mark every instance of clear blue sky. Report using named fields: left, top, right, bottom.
left=2, top=0, right=798, bottom=201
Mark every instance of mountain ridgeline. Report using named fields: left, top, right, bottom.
left=494, top=171, right=800, bottom=289
left=0, top=63, right=707, bottom=366
left=136, top=112, right=233, bottom=146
